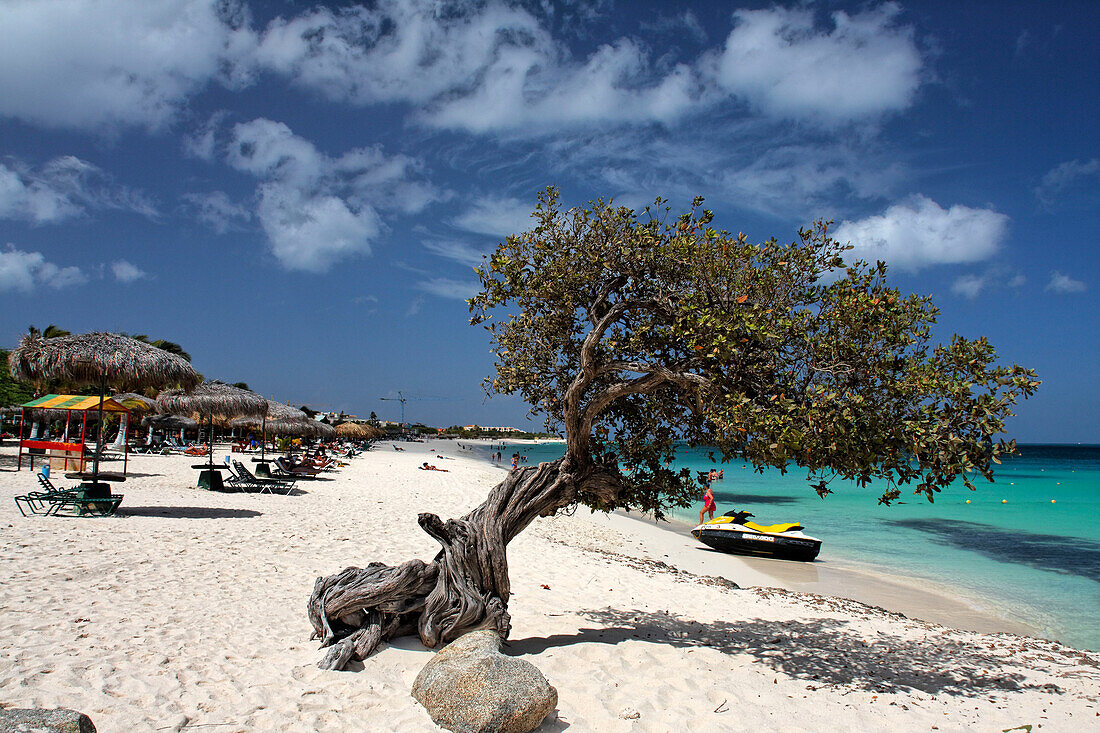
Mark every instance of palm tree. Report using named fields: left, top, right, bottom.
left=121, top=334, right=192, bottom=363
left=27, top=324, right=71, bottom=339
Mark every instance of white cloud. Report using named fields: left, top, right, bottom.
left=640, top=10, right=709, bottom=45
left=1035, top=158, right=1100, bottom=207
left=425, top=40, right=700, bottom=133
left=227, top=118, right=324, bottom=181
left=1046, top=271, right=1086, bottom=294
left=111, top=259, right=147, bottom=283
left=417, top=277, right=480, bottom=300
left=0, top=0, right=255, bottom=130
left=422, top=239, right=489, bottom=268
left=0, top=162, right=81, bottom=222
left=452, top=196, right=536, bottom=237
left=253, top=2, right=546, bottom=106
left=951, top=274, right=986, bottom=299
left=0, top=245, right=86, bottom=292
left=182, top=191, right=252, bottom=233
left=249, top=1, right=703, bottom=134
left=183, top=111, right=230, bottom=160
left=706, top=4, right=922, bottom=123
left=0, top=157, right=157, bottom=222
left=834, top=195, right=1009, bottom=272
left=225, top=118, right=440, bottom=271
left=255, top=184, right=381, bottom=273
left=951, top=268, right=1028, bottom=300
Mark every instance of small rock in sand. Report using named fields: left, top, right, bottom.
left=0, top=708, right=97, bottom=732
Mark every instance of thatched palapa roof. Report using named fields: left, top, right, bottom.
left=335, top=422, right=383, bottom=439
left=334, top=422, right=366, bottom=438
left=8, top=332, right=200, bottom=391
left=142, top=413, right=198, bottom=430
left=227, top=401, right=311, bottom=433
left=268, top=418, right=325, bottom=437
left=157, top=381, right=267, bottom=420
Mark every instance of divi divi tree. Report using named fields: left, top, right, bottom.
left=308, top=187, right=1038, bottom=670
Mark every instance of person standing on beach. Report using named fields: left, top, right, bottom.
left=700, top=481, right=716, bottom=524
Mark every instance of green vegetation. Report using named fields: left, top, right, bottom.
left=0, top=349, right=36, bottom=408
left=471, top=187, right=1039, bottom=513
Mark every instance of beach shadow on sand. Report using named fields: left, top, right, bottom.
left=117, top=506, right=263, bottom=519
left=0, top=453, right=26, bottom=471
left=506, top=609, right=1060, bottom=697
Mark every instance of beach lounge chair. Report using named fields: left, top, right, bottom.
left=232, top=461, right=295, bottom=494
left=14, top=473, right=77, bottom=516
left=274, top=457, right=322, bottom=478
left=14, top=472, right=122, bottom=517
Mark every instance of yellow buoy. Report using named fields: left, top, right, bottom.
left=965, top=499, right=971, bottom=504
left=1002, top=499, right=1007, bottom=504
left=1052, top=499, right=1056, bottom=504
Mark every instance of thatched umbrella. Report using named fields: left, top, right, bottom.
left=142, top=413, right=198, bottom=430
left=335, top=422, right=370, bottom=439
left=9, top=332, right=200, bottom=392
left=110, top=392, right=157, bottom=449
left=227, top=401, right=311, bottom=461
left=268, top=418, right=324, bottom=437
left=8, top=332, right=200, bottom=485
left=157, top=381, right=267, bottom=472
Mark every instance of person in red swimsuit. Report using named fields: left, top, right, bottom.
left=699, top=482, right=717, bottom=524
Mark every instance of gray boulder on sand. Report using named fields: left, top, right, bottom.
left=412, top=630, right=557, bottom=733
left=0, top=708, right=96, bottom=732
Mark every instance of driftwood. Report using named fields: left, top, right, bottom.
left=308, top=456, right=619, bottom=670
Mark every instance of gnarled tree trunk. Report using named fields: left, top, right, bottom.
left=307, top=454, right=620, bottom=670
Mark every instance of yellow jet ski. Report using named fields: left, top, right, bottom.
left=691, top=510, right=821, bottom=561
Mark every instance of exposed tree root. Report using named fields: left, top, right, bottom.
left=308, top=457, right=618, bottom=670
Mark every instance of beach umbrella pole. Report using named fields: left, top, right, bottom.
left=91, top=371, right=105, bottom=487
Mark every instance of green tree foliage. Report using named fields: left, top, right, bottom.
left=27, top=324, right=71, bottom=339
left=121, top=333, right=192, bottom=362
left=0, top=349, right=36, bottom=407
left=470, top=188, right=1039, bottom=515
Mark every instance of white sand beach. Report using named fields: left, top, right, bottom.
left=1, top=439, right=1097, bottom=732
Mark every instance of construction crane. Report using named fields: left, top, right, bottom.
left=380, top=391, right=409, bottom=424
left=380, top=391, right=453, bottom=426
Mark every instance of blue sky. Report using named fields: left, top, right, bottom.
left=0, top=0, right=1096, bottom=441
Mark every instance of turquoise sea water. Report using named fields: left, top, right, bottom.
left=492, top=442, right=1100, bottom=651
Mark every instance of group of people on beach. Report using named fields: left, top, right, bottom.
left=488, top=450, right=527, bottom=470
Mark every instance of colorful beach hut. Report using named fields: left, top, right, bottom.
left=17, top=394, right=130, bottom=475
